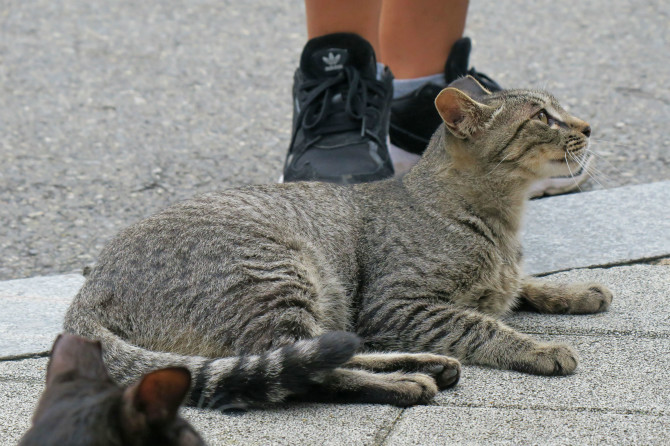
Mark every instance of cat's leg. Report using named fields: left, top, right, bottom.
left=298, top=368, right=438, bottom=406
left=343, top=352, right=461, bottom=389
left=358, top=301, right=578, bottom=375
left=517, top=277, right=613, bottom=314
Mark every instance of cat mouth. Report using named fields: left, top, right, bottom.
left=550, top=147, right=586, bottom=163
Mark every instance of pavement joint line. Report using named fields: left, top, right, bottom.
left=0, top=352, right=50, bottom=362
left=0, top=377, right=43, bottom=385
left=441, top=402, right=669, bottom=417
left=512, top=330, right=669, bottom=339
left=532, top=254, right=670, bottom=277
left=371, top=408, right=405, bottom=446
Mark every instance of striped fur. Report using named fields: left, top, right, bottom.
left=64, top=77, right=612, bottom=407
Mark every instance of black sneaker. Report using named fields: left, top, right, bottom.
left=389, top=37, right=502, bottom=173
left=282, top=33, right=394, bottom=184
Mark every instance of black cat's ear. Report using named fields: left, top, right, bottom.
left=125, top=367, right=191, bottom=425
left=447, top=75, right=492, bottom=101
left=435, top=87, right=494, bottom=139
left=46, top=334, right=110, bottom=386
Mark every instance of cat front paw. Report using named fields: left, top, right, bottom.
left=566, top=282, right=613, bottom=314
left=382, top=353, right=461, bottom=390
left=391, top=372, right=439, bottom=406
left=513, top=343, right=578, bottom=376
left=345, top=353, right=461, bottom=389
left=408, top=354, right=461, bottom=389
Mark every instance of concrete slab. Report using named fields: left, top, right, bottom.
left=182, top=405, right=400, bottom=446
left=0, top=274, right=84, bottom=358
left=386, top=406, right=670, bottom=446
left=522, top=181, right=670, bottom=275
left=506, top=265, right=670, bottom=338
left=435, top=334, right=670, bottom=415
left=0, top=358, right=47, bottom=444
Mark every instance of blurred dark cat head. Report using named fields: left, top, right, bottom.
left=19, top=334, right=205, bottom=446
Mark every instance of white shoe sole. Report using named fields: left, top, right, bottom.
left=389, top=143, right=422, bottom=177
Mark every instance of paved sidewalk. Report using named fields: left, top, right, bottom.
left=1, top=183, right=669, bottom=445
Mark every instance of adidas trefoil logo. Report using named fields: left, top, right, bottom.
left=322, top=52, right=343, bottom=71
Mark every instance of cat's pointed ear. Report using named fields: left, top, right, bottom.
left=124, top=367, right=191, bottom=425
left=435, top=87, right=494, bottom=139
left=46, top=334, right=109, bottom=386
left=447, top=75, right=492, bottom=101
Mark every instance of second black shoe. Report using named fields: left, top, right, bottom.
left=282, top=33, right=394, bottom=184
left=389, top=37, right=502, bottom=162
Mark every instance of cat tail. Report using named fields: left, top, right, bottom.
left=62, top=316, right=359, bottom=409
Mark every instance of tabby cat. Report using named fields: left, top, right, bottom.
left=64, top=76, right=612, bottom=408
left=20, top=334, right=204, bottom=446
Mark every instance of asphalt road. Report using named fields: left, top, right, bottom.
left=1, top=0, right=668, bottom=280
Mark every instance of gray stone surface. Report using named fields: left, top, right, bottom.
left=522, top=181, right=670, bottom=275
left=436, top=334, right=670, bottom=415
left=506, top=265, right=670, bottom=337
left=0, top=274, right=84, bottom=358
left=386, top=407, right=670, bottom=446
left=181, top=405, right=401, bottom=446
left=1, top=0, right=669, bottom=281
left=0, top=358, right=46, bottom=444
left=1, top=264, right=669, bottom=445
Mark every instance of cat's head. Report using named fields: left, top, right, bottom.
left=20, top=334, right=205, bottom=446
left=434, top=76, right=591, bottom=182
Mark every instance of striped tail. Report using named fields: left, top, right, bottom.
left=188, top=332, right=360, bottom=409
left=63, top=317, right=359, bottom=409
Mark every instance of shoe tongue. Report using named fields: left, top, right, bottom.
left=301, top=33, right=377, bottom=79
left=444, top=37, right=472, bottom=82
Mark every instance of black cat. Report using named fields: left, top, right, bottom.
left=20, top=334, right=205, bottom=446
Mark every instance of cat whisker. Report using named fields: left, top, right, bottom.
left=581, top=153, right=613, bottom=183
left=487, top=152, right=512, bottom=176
left=204, top=393, right=230, bottom=411
left=582, top=144, right=627, bottom=177
left=212, top=402, right=248, bottom=412
left=587, top=137, right=643, bottom=171
left=197, top=392, right=208, bottom=409
left=564, top=152, right=583, bottom=193
left=575, top=147, right=614, bottom=188
left=569, top=151, right=606, bottom=190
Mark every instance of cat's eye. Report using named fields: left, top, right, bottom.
left=534, top=110, right=549, bottom=124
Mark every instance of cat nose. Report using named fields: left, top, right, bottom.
left=581, top=125, right=591, bottom=137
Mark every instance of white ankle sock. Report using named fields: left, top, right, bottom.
left=392, top=73, right=445, bottom=98
left=376, top=63, right=385, bottom=80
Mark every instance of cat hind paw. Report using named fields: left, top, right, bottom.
left=513, top=343, right=579, bottom=376
left=567, top=282, right=613, bottom=314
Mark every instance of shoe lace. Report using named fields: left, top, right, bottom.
left=293, top=66, right=387, bottom=151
